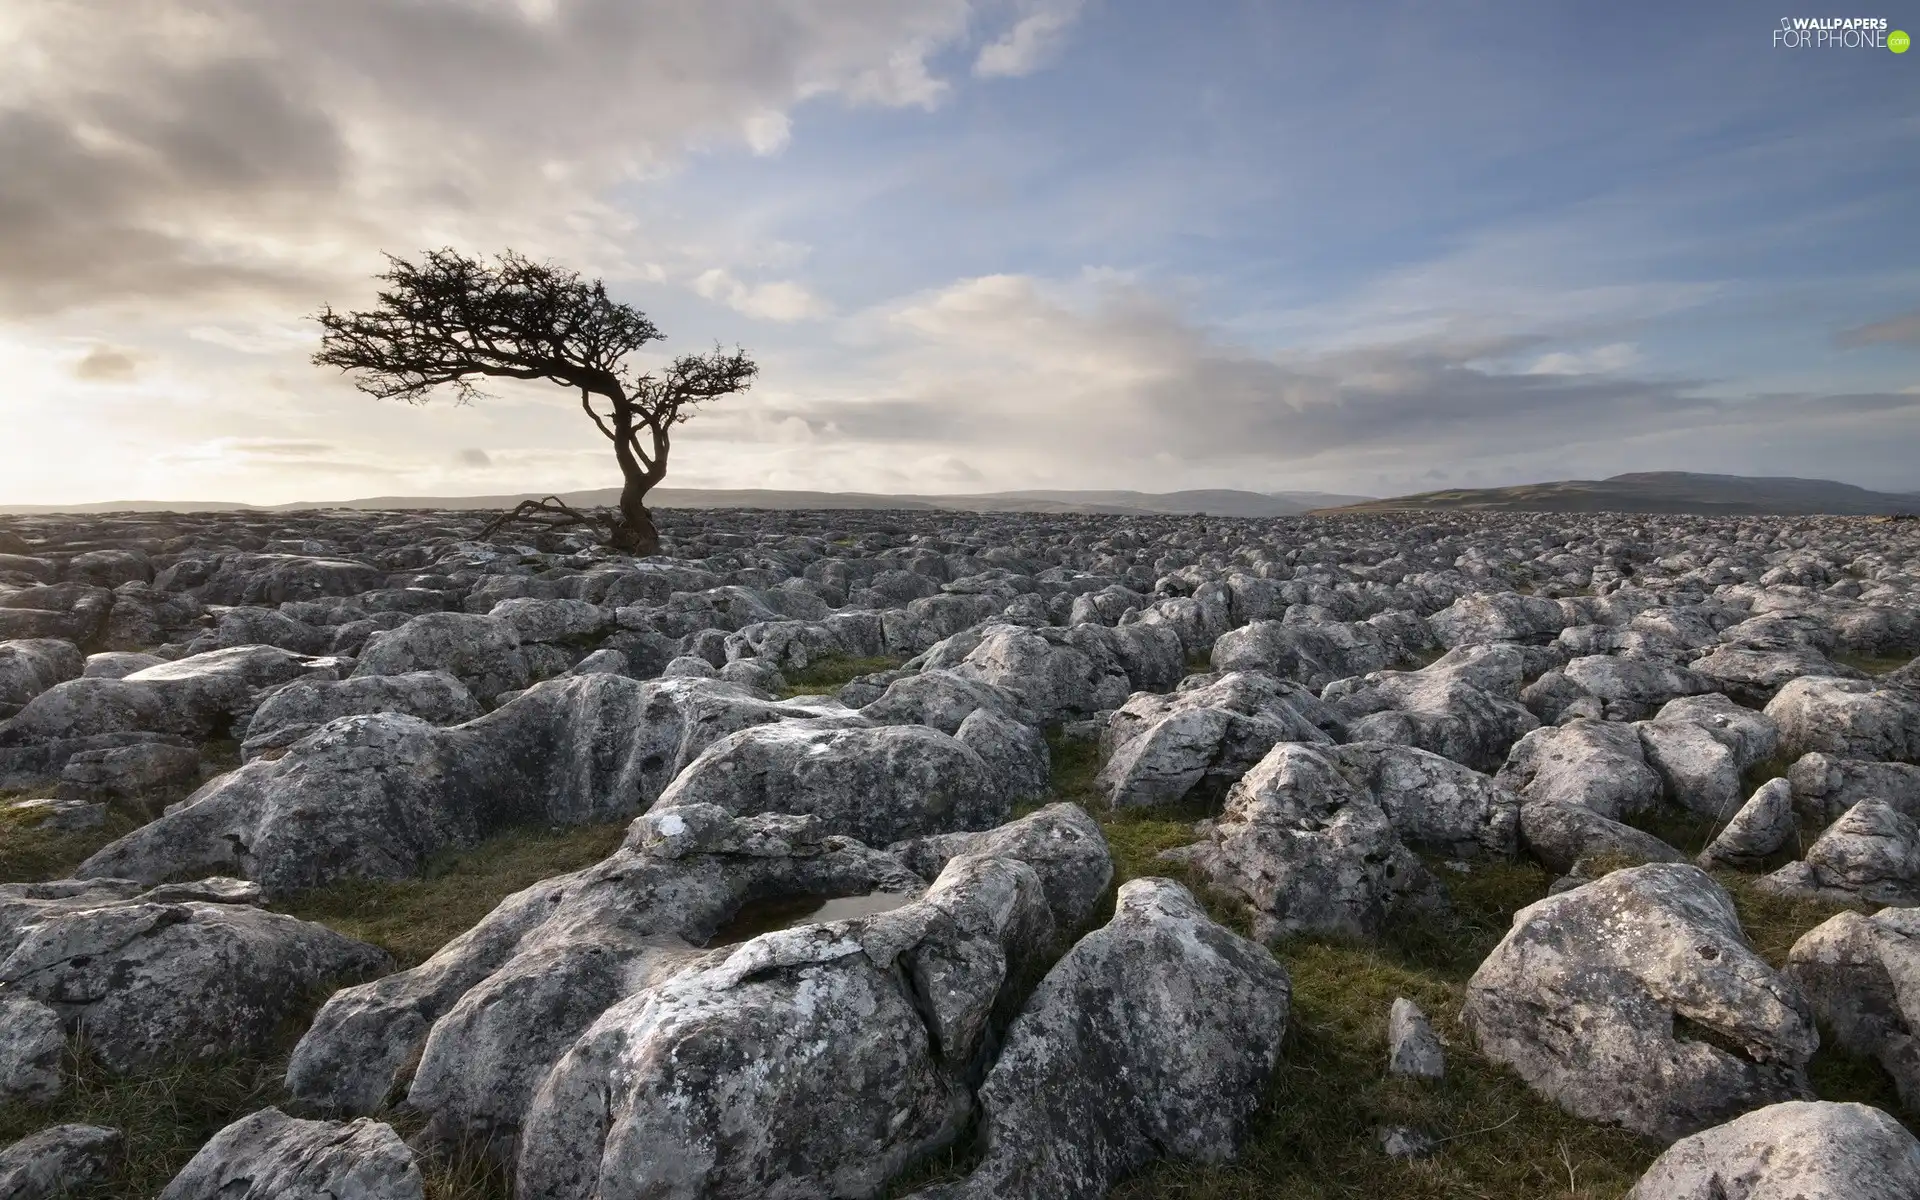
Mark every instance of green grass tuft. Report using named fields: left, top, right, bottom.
left=275, top=822, right=627, bottom=967
left=776, top=653, right=907, bottom=697
left=0, top=800, right=146, bottom=884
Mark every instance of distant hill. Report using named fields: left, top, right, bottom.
left=0, top=487, right=1374, bottom=518
left=1322, top=472, right=1920, bottom=516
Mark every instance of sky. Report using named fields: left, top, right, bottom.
left=3, top=0, right=1918, bottom=505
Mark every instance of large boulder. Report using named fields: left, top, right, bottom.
left=158, top=1107, right=422, bottom=1200
left=191, top=554, right=385, bottom=607
left=1625, top=1100, right=1920, bottom=1200
left=947, top=623, right=1134, bottom=725
left=1653, top=693, right=1781, bottom=772
left=1209, top=616, right=1410, bottom=691
left=513, top=853, right=1057, bottom=1200
left=0, top=878, right=387, bottom=1074
left=1767, top=676, right=1920, bottom=764
left=0, top=1124, right=122, bottom=1200
left=0, top=994, right=65, bottom=1104
left=1788, top=752, right=1920, bottom=825
left=0, top=645, right=342, bottom=745
left=1692, top=645, right=1867, bottom=707
left=351, top=611, right=530, bottom=705
left=0, top=583, right=113, bottom=644
left=1323, top=646, right=1539, bottom=772
left=1166, top=742, right=1446, bottom=940
left=1562, top=654, right=1713, bottom=722
left=240, top=669, right=482, bottom=760
left=1428, top=591, right=1577, bottom=646
left=1463, top=863, right=1816, bottom=1143
left=905, top=879, right=1290, bottom=1200
left=891, top=803, right=1114, bottom=936
left=1497, top=718, right=1664, bottom=821
left=652, top=721, right=1009, bottom=847
left=0, top=639, right=83, bottom=715
left=77, top=675, right=833, bottom=895
left=288, top=805, right=929, bottom=1132
left=860, top=668, right=1022, bottom=734
left=1635, top=718, right=1745, bottom=820
left=1757, top=798, right=1920, bottom=906
left=1785, top=907, right=1920, bottom=1113
left=1096, top=672, right=1343, bottom=809
left=1697, top=779, right=1797, bottom=870
left=1518, top=798, right=1688, bottom=876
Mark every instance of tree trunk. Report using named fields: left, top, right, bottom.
left=611, top=477, right=660, bottom=556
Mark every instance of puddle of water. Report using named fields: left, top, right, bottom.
left=707, top=889, right=916, bottom=948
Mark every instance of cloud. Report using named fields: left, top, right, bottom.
left=455, top=447, right=493, bottom=467
left=0, top=0, right=990, bottom=316
left=730, top=273, right=1920, bottom=488
left=1837, top=311, right=1920, bottom=348
left=975, top=0, right=1086, bottom=77
left=73, top=345, right=139, bottom=381
left=1524, top=343, right=1641, bottom=375
left=693, top=268, right=830, bottom=321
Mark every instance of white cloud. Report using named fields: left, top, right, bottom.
left=1525, top=342, right=1642, bottom=375
left=694, top=268, right=830, bottom=322
left=742, top=110, right=792, bottom=156
left=974, top=0, right=1086, bottom=78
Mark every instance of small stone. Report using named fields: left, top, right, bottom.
left=1378, top=1125, right=1437, bottom=1159
left=6, top=796, right=105, bottom=832
left=0, top=1124, right=121, bottom=1200
left=1387, top=997, right=1446, bottom=1081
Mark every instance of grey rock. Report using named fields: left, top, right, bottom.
left=1757, top=798, right=1920, bottom=906
left=1562, top=654, right=1712, bottom=722
left=0, top=880, right=387, bottom=1074
left=0, top=994, right=65, bottom=1103
left=653, top=720, right=1009, bottom=847
left=1788, top=752, right=1920, bottom=825
left=659, top=654, right=718, bottom=679
left=1387, top=997, right=1445, bottom=1081
left=351, top=611, right=529, bottom=704
left=1168, top=742, right=1447, bottom=941
left=904, top=879, right=1290, bottom=1200
left=80, top=650, right=165, bottom=679
left=55, top=741, right=201, bottom=804
left=1463, top=863, right=1816, bottom=1143
left=513, top=853, right=1055, bottom=1200
left=0, top=645, right=344, bottom=745
left=1097, top=671, right=1343, bottom=809
left=288, top=805, right=925, bottom=1134
left=1786, top=908, right=1920, bottom=1114
left=0, top=639, right=83, bottom=711
left=79, top=675, right=827, bottom=895
left=1767, top=676, right=1920, bottom=764
left=1625, top=1100, right=1920, bottom=1200
left=0, top=1124, right=121, bottom=1200
left=1637, top=718, right=1745, bottom=820
left=1209, top=616, right=1406, bottom=691
left=1518, top=798, right=1689, bottom=875
left=1693, top=645, right=1868, bottom=707
left=486, top=596, right=613, bottom=644
left=1698, top=779, right=1797, bottom=870
left=1377, top=1125, right=1437, bottom=1160
left=6, top=796, right=106, bottom=832
left=158, top=1107, right=422, bottom=1200
left=1497, top=718, right=1665, bottom=821
left=955, top=706, right=1051, bottom=807
left=1428, top=591, right=1578, bottom=647
left=891, top=803, right=1114, bottom=936
left=1324, top=646, right=1539, bottom=772
left=240, top=669, right=481, bottom=760
left=1653, top=693, right=1781, bottom=773
left=861, top=668, right=1022, bottom=734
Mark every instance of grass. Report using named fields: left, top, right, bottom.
left=0, top=797, right=146, bottom=883
left=1834, top=651, right=1917, bottom=677
left=776, top=653, right=907, bottom=698
left=275, top=822, right=627, bottom=967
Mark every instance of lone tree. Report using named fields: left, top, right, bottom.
left=313, top=248, right=757, bottom=555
